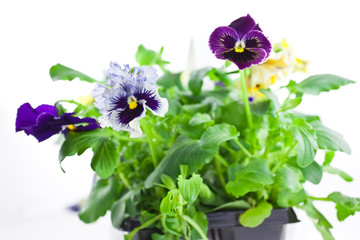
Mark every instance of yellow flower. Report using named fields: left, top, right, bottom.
left=78, top=95, right=95, bottom=106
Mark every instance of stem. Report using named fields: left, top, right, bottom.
left=239, top=70, right=253, bottom=128
left=183, top=215, right=209, bottom=240
left=126, top=215, right=161, bottom=240
left=141, top=119, right=158, bottom=167
left=214, top=156, right=227, bottom=192
left=116, top=135, right=148, bottom=143
left=214, top=154, right=229, bottom=167
left=234, top=139, right=252, bottom=158
left=307, top=196, right=332, bottom=202
left=119, top=172, right=131, bottom=189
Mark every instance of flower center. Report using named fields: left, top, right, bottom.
left=67, top=124, right=77, bottom=131
left=128, top=96, right=138, bottom=109
left=234, top=41, right=246, bottom=53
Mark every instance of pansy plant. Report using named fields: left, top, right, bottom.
left=15, top=15, right=359, bottom=240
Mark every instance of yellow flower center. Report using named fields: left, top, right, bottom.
left=128, top=96, right=138, bottom=109
left=234, top=41, right=245, bottom=53
left=67, top=124, right=77, bottom=131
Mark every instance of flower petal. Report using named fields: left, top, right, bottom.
left=16, top=103, right=41, bottom=132
left=222, top=48, right=267, bottom=70
left=133, top=88, right=169, bottom=117
left=35, top=104, right=58, bottom=116
left=209, top=26, right=239, bottom=57
left=107, top=62, right=132, bottom=87
left=228, top=14, right=257, bottom=39
left=244, top=30, right=272, bottom=58
left=139, top=66, right=158, bottom=87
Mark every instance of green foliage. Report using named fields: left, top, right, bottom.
left=239, top=201, right=273, bottom=227
left=188, top=67, right=212, bottom=95
left=328, top=192, right=360, bottom=221
left=136, top=45, right=169, bottom=68
left=50, top=64, right=98, bottom=83
left=178, top=174, right=203, bottom=203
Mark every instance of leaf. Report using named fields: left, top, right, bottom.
left=225, top=60, right=232, bottom=68
left=145, top=136, right=214, bottom=188
left=300, top=161, right=323, bottom=184
left=79, top=177, right=122, bottom=223
left=178, top=174, right=203, bottom=203
left=290, top=120, right=317, bottom=168
left=279, top=97, right=302, bottom=112
left=294, top=74, right=355, bottom=95
left=135, top=45, right=169, bottom=67
left=323, top=165, right=353, bottom=182
left=239, top=201, right=273, bottom=228
left=207, top=200, right=251, bottom=212
left=190, top=212, right=208, bottom=240
left=200, top=123, right=239, bottom=150
left=277, top=189, right=306, bottom=208
left=328, top=192, right=360, bottom=221
left=250, top=100, right=270, bottom=116
left=323, top=151, right=335, bottom=166
left=207, top=68, right=233, bottom=86
left=111, top=190, right=137, bottom=228
left=161, top=174, right=177, bottom=190
left=59, top=129, right=120, bottom=178
left=189, top=113, right=213, bottom=126
left=215, top=101, right=247, bottom=130
left=311, top=121, right=351, bottom=154
left=226, top=160, right=274, bottom=197
left=274, top=166, right=303, bottom=192
left=157, top=72, right=184, bottom=90
left=49, top=64, right=98, bottom=83
left=260, top=89, right=281, bottom=116
left=188, top=67, right=212, bottom=95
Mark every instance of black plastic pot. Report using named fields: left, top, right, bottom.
left=121, top=208, right=299, bottom=240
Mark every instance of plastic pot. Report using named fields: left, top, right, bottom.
left=121, top=208, right=299, bottom=240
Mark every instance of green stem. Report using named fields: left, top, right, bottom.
left=116, top=136, right=148, bottom=143
left=214, top=154, right=229, bottom=167
left=234, top=139, right=252, bottom=158
left=214, top=156, right=227, bottom=192
left=239, top=70, right=253, bottom=128
left=141, top=119, right=158, bottom=167
left=183, top=215, right=209, bottom=240
left=307, top=196, right=332, bottom=202
left=119, top=172, right=131, bottom=189
left=126, top=215, right=161, bottom=240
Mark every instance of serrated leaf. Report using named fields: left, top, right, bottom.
left=178, top=174, right=203, bottom=203
left=91, top=139, right=120, bottom=178
left=215, top=101, right=246, bottom=130
left=294, top=74, right=355, bottom=95
left=275, top=166, right=303, bottom=192
left=311, top=121, right=351, bottom=154
left=200, top=123, right=239, bottom=150
left=239, top=201, right=273, bottom=228
left=301, top=161, right=323, bottom=184
left=290, top=122, right=317, bottom=168
left=226, top=160, right=274, bottom=197
left=328, top=192, right=360, bottom=221
left=79, top=177, right=122, bottom=223
left=145, top=136, right=214, bottom=188
left=323, top=165, right=353, bottom=182
left=188, top=67, right=211, bottom=95
left=50, top=64, right=98, bottom=83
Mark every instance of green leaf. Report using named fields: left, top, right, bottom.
left=260, top=89, right=280, bottom=116
left=323, top=165, right=353, bottom=182
left=59, top=129, right=120, bottom=178
left=145, top=136, right=214, bottom=188
left=215, top=101, right=247, bottom=130
left=157, top=72, right=184, bottom=90
left=200, top=123, right=239, bottom=150
left=279, top=97, right=302, bottom=112
left=301, top=200, right=334, bottom=240
left=178, top=174, right=203, bottom=203
left=328, top=192, right=360, bottom=221
left=294, top=74, right=355, bottom=95
left=160, top=189, right=182, bottom=216
left=277, top=189, right=306, bottom=208
left=311, top=121, right=351, bottom=154
left=290, top=120, right=317, bottom=168
left=250, top=100, right=270, bottom=116
left=135, top=45, right=169, bottom=67
left=300, top=161, right=323, bottom=184
left=323, top=151, right=335, bottom=166
left=239, top=201, right=273, bottom=228
left=225, top=60, right=232, bottom=68
left=188, top=67, right=211, bottom=95
left=79, top=177, right=122, bottom=223
left=189, top=113, right=213, bottom=126
left=226, top=160, right=274, bottom=197
left=49, top=64, right=98, bottom=83
left=275, top=166, right=303, bottom=192
left=190, top=212, right=208, bottom=240
left=161, top=174, right=177, bottom=190
left=207, top=68, right=233, bottom=86
left=207, top=200, right=251, bottom=212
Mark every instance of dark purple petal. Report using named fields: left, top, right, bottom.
left=133, top=88, right=159, bottom=111
left=244, top=30, right=272, bottom=57
left=209, top=26, right=239, bottom=57
left=109, top=92, right=129, bottom=111
left=228, top=14, right=257, bottom=39
left=117, top=104, right=145, bottom=124
left=35, top=104, right=58, bottom=116
left=16, top=103, right=40, bottom=132
left=222, top=48, right=267, bottom=70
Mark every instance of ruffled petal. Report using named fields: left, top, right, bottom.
left=228, top=14, right=257, bottom=39
left=139, top=66, right=158, bottom=87
left=35, top=104, right=58, bottom=116
left=107, top=62, right=132, bottom=87
left=244, top=30, right=272, bottom=58
left=222, top=48, right=267, bottom=70
left=209, top=26, right=239, bottom=57
left=16, top=103, right=40, bottom=132
left=133, top=88, right=169, bottom=117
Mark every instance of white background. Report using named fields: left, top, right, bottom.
left=1, top=0, right=360, bottom=239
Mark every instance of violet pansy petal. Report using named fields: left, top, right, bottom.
left=107, top=62, right=132, bottom=87
left=133, top=88, right=169, bottom=117
left=209, top=26, right=239, bottom=56
left=244, top=30, right=272, bottom=58
left=228, top=14, right=257, bottom=39
left=35, top=104, right=58, bottom=116
left=223, top=48, right=267, bottom=70
left=16, top=103, right=39, bottom=132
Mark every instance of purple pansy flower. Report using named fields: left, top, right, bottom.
left=92, top=62, right=168, bottom=138
left=209, top=14, right=272, bottom=70
left=16, top=103, right=99, bottom=142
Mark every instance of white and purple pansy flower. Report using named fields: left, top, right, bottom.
left=15, top=103, right=99, bottom=142
left=209, top=14, right=272, bottom=70
left=92, top=62, right=168, bottom=138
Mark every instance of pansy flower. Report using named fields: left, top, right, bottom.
left=16, top=103, right=99, bottom=142
left=209, top=14, right=271, bottom=70
left=92, top=62, right=168, bottom=138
